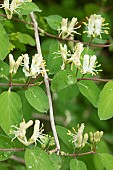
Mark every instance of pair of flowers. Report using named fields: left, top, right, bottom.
left=59, top=43, right=101, bottom=75
left=9, top=53, right=45, bottom=78
left=58, top=14, right=109, bottom=38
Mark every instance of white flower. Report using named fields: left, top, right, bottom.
left=10, top=119, right=33, bottom=145
left=1, top=0, right=32, bottom=19
left=22, top=53, right=45, bottom=78
left=9, top=54, right=23, bottom=74
left=84, top=14, right=109, bottom=37
left=68, top=43, right=84, bottom=68
left=29, top=120, right=45, bottom=146
left=59, top=44, right=68, bottom=70
left=82, top=54, right=100, bottom=75
left=10, top=119, right=46, bottom=146
left=58, top=17, right=80, bottom=39
left=67, top=123, right=88, bottom=148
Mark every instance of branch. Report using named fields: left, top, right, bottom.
left=77, top=77, right=113, bottom=82
left=30, top=12, right=60, bottom=153
left=10, top=155, right=25, bottom=164
left=65, top=151, right=96, bottom=157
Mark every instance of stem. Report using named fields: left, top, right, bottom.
left=65, top=151, right=96, bottom=157
left=0, top=148, right=25, bottom=152
left=30, top=12, right=60, bottom=152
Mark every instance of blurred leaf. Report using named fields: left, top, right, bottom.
left=77, top=80, right=100, bottom=107
left=84, top=3, right=99, bottom=15
left=51, top=70, right=77, bottom=92
left=70, top=159, right=87, bottom=170
left=0, top=23, right=9, bottom=60
left=25, top=147, right=58, bottom=170
left=0, top=91, right=22, bottom=135
left=47, top=40, right=62, bottom=74
left=45, top=15, right=62, bottom=30
left=17, top=2, right=41, bottom=15
left=25, top=86, right=49, bottom=113
left=0, top=135, right=14, bottom=161
left=99, top=153, right=113, bottom=170
left=98, top=81, right=113, bottom=120
left=56, top=125, right=74, bottom=149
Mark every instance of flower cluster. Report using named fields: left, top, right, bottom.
left=83, top=14, right=109, bottom=38
left=1, top=0, right=32, bottom=19
left=58, top=43, right=101, bottom=75
left=22, top=53, right=45, bottom=78
left=10, top=119, right=46, bottom=146
left=9, top=53, right=45, bottom=78
left=67, top=123, right=104, bottom=149
left=67, top=123, right=88, bottom=148
left=58, top=17, right=81, bottom=39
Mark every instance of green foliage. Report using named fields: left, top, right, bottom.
left=99, top=153, right=113, bottom=170
left=0, top=61, right=9, bottom=78
left=70, top=159, right=87, bottom=170
left=45, top=15, right=62, bottom=30
left=25, top=86, right=49, bottom=113
left=98, top=81, right=113, bottom=120
left=0, top=135, right=14, bottom=161
left=77, top=80, right=100, bottom=108
left=0, top=91, right=22, bottom=135
left=0, top=24, right=9, bottom=60
left=51, top=70, right=77, bottom=92
left=25, top=147, right=59, bottom=170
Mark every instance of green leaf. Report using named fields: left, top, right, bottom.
left=56, top=125, right=74, bottom=149
left=45, top=15, right=62, bottom=30
left=70, top=159, right=87, bottom=170
left=25, top=147, right=57, bottom=170
left=0, top=91, right=22, bottom=135
left=49, top=154, right=62, bottom=170
left=99, top=153, right=113, bottom=170
left=25, top=86, right=49, bottom=113
left=98, top=81, right=113, bottom=120
left=77, top=80, right=100, bottom=107
left=51, top=70, right=77, bottom=92
left=17, top=2, right=41, bottom=15
left=47, top=40, right=62, bottom=74
left=0, top=24, right=9, bottom=60
left=0, top=135, right=14, bottom=161
left=0, top=61, right=9, bottom=78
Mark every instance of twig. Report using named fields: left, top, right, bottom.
left=65, top=151, right=96, bottom=157
left=30, top=12, right=60, bottom=153
left=0, top=148, right=25, bottom=152
left=77, top=77, right=113, bottom=82
left=10, top=155, right=25, bottom=164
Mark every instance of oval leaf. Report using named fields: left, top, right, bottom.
left=77, top=80, right=100, bottom=107
left=0, top=60, right=9, bottom=78
left=70, top=159, right=87, bottom=170
left=17, top=2, right=41, bottom=15
left=51, top=70, right=77, bottom=92
left=0, top=91, right=22, bottom=135
left=25, top=86, right=49, bottom=113
left=99, top=153, right=113, bottom=170
left=0, top=135, right=14, bottom=161
left=0, top=24, right=9, bottom=60
left=45, top=15, right=62, bottom=30
left=98, top=81, right=113, bottom=120
left=25, top=147, right=57, bottom=170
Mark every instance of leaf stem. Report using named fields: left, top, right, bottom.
left=30, top=12, right=60, bottom=153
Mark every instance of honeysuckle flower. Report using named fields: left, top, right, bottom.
left=68, top=43, right=84, bottom=69
left=10, top=119, right=47, bottom=146
left=10, top=119, right=33, bottom=145
left=58, top=17, right=81, bottom=39
left=83, top=14, right=109, bottom=38
left=22, top=53, right=45, bottom=78
left=59, top=44, right=69, bottom=70
left=9, top=54, right=23, bottom=74
left=29, top=120, right=46, bottom=146
left=67, top=123, right=88, bottom=148
left=1, top=0, right=32, bottom=19
left=82, top=54, right=101, bottom=75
